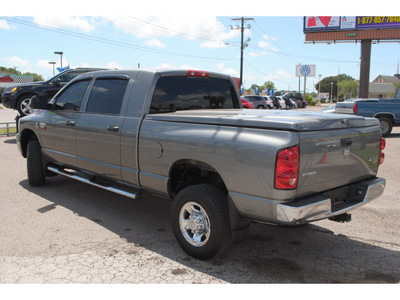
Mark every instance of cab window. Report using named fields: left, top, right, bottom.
left=85, top=78, right=128, bottom=115
left=54, top=80, right=90, bottom=111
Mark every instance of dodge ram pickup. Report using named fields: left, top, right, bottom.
left=17, top=69, right=386, bottom=259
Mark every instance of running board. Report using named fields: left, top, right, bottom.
left=47, top=166, right=138, bottom=199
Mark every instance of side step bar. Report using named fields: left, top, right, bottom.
left=47, top=166, right=138, bottom=199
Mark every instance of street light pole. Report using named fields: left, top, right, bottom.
left=318, top=74, right=322, bottom=105
left=48, top=62, right=56, bottom=76
left=54, top=51, right=63, bottom=68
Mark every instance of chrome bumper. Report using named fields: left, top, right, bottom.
left=276, top=177, right=386, bottom=225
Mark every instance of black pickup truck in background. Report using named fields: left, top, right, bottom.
left=1, top=67, right=105, bottom=116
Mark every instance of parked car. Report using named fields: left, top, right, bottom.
left=269, top=96, right=283, bottom=109
left=1, top=67, right=106, bottom=116
left=321, top=105, right=336, bottom=113
left=242, top=95, right=272, bottom=109
left=289, top=99, right=298, bottom=108
left=241, top=98, right=254, bottom=109
left=284, top=92, right=306, bottom=108
left=261, top=96, right=274, bottom=109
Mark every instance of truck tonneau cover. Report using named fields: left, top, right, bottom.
left=146, top=109, right=379, bottom=131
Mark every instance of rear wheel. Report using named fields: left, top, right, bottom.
left=171, top=184, right=231, bottom=260
left=378, top=117, right=392, bottom=137
left=27, top=140, right=46, bottom=186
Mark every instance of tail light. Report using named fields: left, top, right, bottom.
left=379, top=136, right=385, bottom=166
left=275, top=146, right=299, bottom=190
left=187, top=70, right=209, bottom=77
left=353, top=103, right=358, bottom=114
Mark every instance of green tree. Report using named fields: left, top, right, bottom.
left=260, top=81, right=275, bottom=91
left=315, top=74, right=356, bottom=101
left=338, top=80, right=359, bottom=100
left=387, top=82, right=400, bottom=98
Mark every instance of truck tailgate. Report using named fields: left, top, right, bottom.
left=297, top=125, right=382, bottom=197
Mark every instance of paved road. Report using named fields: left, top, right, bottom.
left=0, top=104, right=19, bottom=123
left=0, top=106, right=399, bottom=284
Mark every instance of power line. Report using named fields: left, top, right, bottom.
left=1, top=16, right=238, bottom=62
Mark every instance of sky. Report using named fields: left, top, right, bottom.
left=1, top=1, right=399, bottom=94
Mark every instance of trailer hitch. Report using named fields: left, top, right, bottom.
left=329, top=213, right=352, bottom=223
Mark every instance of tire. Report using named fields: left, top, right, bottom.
left=378, top=117, right=393, bottom=137
left=171, top=184, right=231, bottom=260
left=27, top=140, right=46, bottom=186
left=17, top=95, right=35, bottom=116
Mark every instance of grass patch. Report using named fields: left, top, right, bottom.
left=0, top=126, right=17, bottom=135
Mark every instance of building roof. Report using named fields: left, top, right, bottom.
left=369, top=83, right=396, bottom=93
left=372, top=75, right=400, bottom=84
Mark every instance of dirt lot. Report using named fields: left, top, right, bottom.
left=0, top=106, right=399, bottom=285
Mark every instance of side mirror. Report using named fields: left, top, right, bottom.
left=30, top=95, right=50, bottom=110
left=52, top=78, right=62, bottom=85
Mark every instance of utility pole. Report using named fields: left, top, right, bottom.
left=231, top=17, right=253, bottom=88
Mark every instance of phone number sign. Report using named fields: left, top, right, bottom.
left=356, top=16, right=400, bottom=29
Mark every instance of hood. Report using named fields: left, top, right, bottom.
left=145, top=109, right=379, bottom=132
left=6, top=81, right=45, bottom=90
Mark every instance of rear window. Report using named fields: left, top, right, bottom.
left=150, top=76, right=239, bottom=114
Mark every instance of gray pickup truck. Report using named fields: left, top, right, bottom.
left=17, top=69, right=386, bottom=259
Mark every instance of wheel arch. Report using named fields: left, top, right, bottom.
left=168, top=159, right=228, bottom=199
left=374, top=113, right=395, bottom=124
left=19, top=129, right=39, bottom=158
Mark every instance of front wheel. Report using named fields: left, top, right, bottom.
left=27, top=140, right=46, bottom=186
left=17, top=95, right=35, bottom=116
left=171, top=184, right=231, bottom=260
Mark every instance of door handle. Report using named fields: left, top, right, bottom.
left=107, top=126, right=119, bottom=132
left=66, top=121, right=75, bottom=126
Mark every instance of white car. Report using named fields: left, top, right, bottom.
left=274, top=96, right=287, bottom=109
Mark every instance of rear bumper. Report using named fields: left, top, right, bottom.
left=229, top=177, right=386, bottom=225
left=276, top=177, right=386, bottom=225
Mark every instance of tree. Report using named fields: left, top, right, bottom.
left=315, top=74, right=356, bottom=101
left=260, top=81, right=275, bottom=91
left=387, top=82, right=400, bottom=98
left=338, top=80, right=359, bottom=100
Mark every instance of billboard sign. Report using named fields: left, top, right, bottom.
left=304, top=16, right=400, bottom=32
left=296, top=65, right=316, bottom=77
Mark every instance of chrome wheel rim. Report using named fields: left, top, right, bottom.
left=179, top=202, right=210, bottom=247
left=380, top=121, right=389, bottom=134
left=20, top=98, right=33, bottom=115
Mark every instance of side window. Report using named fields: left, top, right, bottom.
left=86, top=78, right=128, bottom=115
left=54, top=80, right=90, bottom=111
left=57, top=71, right=82, bottom=83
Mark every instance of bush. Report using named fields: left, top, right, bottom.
left=310, top=100, right=318, bottom=106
